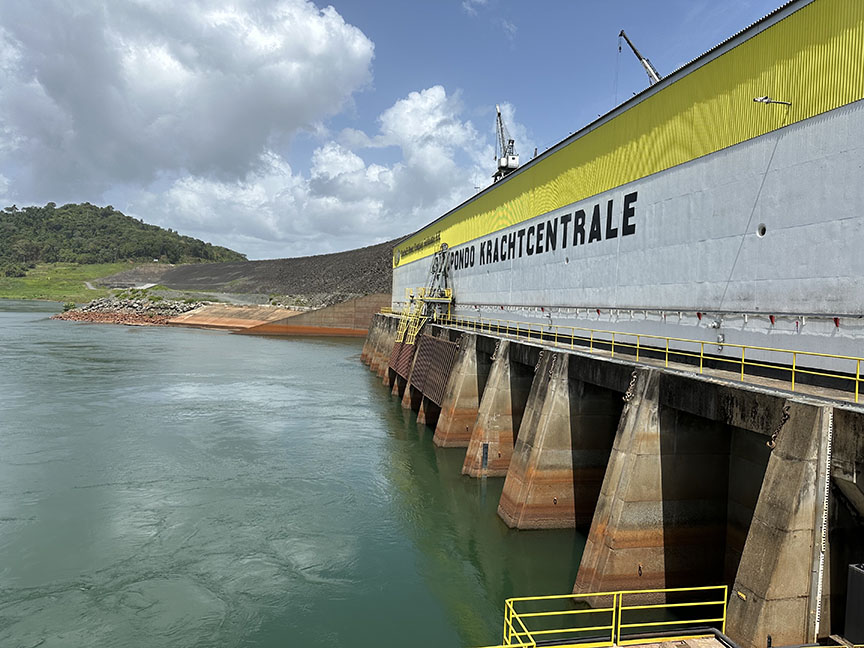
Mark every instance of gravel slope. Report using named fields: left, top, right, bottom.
left=98, top=239, right=398, bottom=300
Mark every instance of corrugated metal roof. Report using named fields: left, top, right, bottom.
left=664, top=0, right=801, bottom=78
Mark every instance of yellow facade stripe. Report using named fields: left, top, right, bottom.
left=395, top=0, right=864, bottom=267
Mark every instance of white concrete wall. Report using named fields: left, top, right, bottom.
left=393, top=100, right=864, bottom=365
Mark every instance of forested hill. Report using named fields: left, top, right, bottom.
left=0, top=203, right=245, bottom=275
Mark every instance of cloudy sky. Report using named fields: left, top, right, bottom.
left=0, top=0, right=784, bottom=259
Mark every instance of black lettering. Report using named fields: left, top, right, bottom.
left=493, top=237, right=500, bottom=263
left=573, top=210, right=586, bottom=245
left=517, top=228, right=526, bottom=257
left=526, top=225, right=535, bottom=255
left=469, top=245, right=475, bottom=267
left=507, top=232, right=516, bottom=259
left=536, top=222, right=544, bottom=253
left=588, top=204, right=602, bottom=243
left=479, top=240, right=486, bottom=265
left=546, top=218, right=558, bottom=252
left=500, top=235, right=508, bottom=261
left=622, top=191, right=637, bottom=236
left=560, top=213, right=571, bottom=248
left=605, top=199, right=618, bottom=239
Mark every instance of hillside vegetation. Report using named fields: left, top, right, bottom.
left=0, top=202, right=245, bottom=277
left=0, top=262, right=127, bottom=302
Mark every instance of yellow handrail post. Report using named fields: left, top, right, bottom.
left=700, top=342, right=704, bottom=374
left=792, top=352, right=797, bottom=391
left=636, top=335, right=641, bottom=362
left=665, top=338, right=669, bottom=368
left=571, top=327, right=575, bottom=350
left=590, top=331, right=594, bottom=352
left=611, top=332, right=615, bottom=358
left=554, top=326, right=558, bottom=347
left=504, top=601, right=510, bottom=645
left=741, top=347, right=746, bottom=381
left=722, top=585, right=728, bottom=634
left=857, top=359, right=861, bottom=403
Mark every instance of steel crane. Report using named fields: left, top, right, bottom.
left=618, top=30, right=662, bottom=86
left=493, top=104, right=519, bottom=183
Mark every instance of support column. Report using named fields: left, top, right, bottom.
left=417, top=397, right=441, bottom=429
left=726, top=403, right=827, bottom=647
left=573, top=368, right=664, bottom=594
left=369, top=317, right=387, bottom=375
left=499, top=352, right=620, bottom=529
left=401, top=344, right=422, bottom=411
left=462, top=341, right=533, bottom=478
left=375, top=317, right=397, bottom=379
left=390, top=372, right=406, bottom=399
left=433, top=334, right=484, bottom=447
left=361, top=315, right=381, bottom=366
left=573, top=368, right=733, bottom=594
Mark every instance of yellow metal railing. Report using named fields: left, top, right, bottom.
left=435, top=313, right=863, bottom=403
left=380, top=306, right=393, bottom=314
left=394, top=303, right=412, bottom=343
left=405, top=315, right=427, bottom=345
left=479, top=586, right=728, bottom=648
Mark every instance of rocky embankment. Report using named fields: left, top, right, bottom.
left=52, top=298, right=204, bottom=326
left=96, top=238, right=401, bottom=302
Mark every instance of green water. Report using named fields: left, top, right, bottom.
left=0, top=301, right=583, bottom=647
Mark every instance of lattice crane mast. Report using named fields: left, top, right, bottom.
left=493, top=104, right=519, bottom=183
left=618, top=30, right=662, bottom=86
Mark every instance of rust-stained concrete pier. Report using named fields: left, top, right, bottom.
left=361, top=313, right=864, bottom=648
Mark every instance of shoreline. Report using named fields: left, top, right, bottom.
left=48, top=294, right=389, bottom=335
left=50, top=310, right=173, bottom=326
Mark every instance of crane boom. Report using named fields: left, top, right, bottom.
left=618, top=30, right=662, bottom=85
left=493, top=104, right=519, bottom=182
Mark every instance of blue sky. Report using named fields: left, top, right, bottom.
left=0, top=0, right=786, bottom=259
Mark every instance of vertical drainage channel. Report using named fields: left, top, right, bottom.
left=482, top=442, right=489, bottom=469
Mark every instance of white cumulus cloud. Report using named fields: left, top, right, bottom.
left=132, top=85, right=509, bottom=259
left=0, top=0, right=374, bottom=198
left=0, top=1, right=534, bottom=259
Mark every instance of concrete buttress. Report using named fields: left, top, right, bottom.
left=498, top=352, right=620, bottom=529
left=573, top=367, right=734, bottom=593
left=363, top=315, right=381, bottom=368
left=400, top=342, right=423, bottom=412
left=360, top=320, right=372, bottom=364
left=462, top=340, right=534, bottom=478
left=377, top=318, right=398, bottom=380
left=726, top=403, right=828, bottom=647
left=369, top=316, right=386, bottom=375
left=380, top=319, right=398, bottom=381
left=433, top=334, right=483, bottom=447
left=573, top=368, right=666, bottom=594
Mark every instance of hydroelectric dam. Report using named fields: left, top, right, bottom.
left=360, top=1, right=864, bottom=646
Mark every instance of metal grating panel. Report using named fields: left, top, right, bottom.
left=389, top=341, right=416, bottom=379
left=409, top=335, right=459, bottom=407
